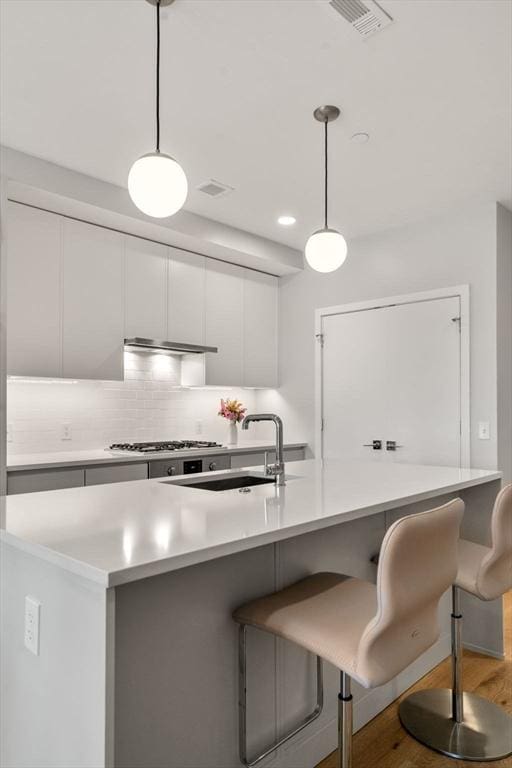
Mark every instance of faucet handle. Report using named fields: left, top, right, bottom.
left=264, top=451, right=269, bottom=474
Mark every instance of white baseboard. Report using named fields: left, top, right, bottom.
left=271, top=634, right=451, bottom=768
left=463, top=641, right=505, bottom=660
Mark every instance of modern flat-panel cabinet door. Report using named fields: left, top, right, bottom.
left=62, top=219, right=124, bottom=380
left=168, top=248, right=205, bottom=345
left=7, top=203, right=62, bottom=376
left=125, top=235, right=167, bottom=340
left=204, top=260, right=244, bottom=385
left=243, top=270, right=278, bottom=387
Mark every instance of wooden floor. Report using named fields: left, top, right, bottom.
left=316, top=591, right=512, bottom=768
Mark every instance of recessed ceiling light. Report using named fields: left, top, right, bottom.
left=278, top=215, right=297, bottom=226
left=351, top=132, right=370, bottom=144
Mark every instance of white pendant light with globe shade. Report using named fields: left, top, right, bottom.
left=128, top=0, right=187, bottom=218
left=305, top=106, right=347, bottom=273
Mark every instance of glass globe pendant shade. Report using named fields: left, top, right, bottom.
left=304, top=228, right=347, bottom=273
left=128, top=152, right=188, bottom=218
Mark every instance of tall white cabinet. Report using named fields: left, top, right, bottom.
left=243, top=269, right=278, bottom=388
left=6, top=204, right=62, bottom=377
left=124, top=236, right=168, bottom=340
left=168, top=249, right=205, bottom=345
left=62, top=220, right=124, bottom=380
left=6, top=202, right=279, bottom=387
left=204, top=260, right=244, bottom=386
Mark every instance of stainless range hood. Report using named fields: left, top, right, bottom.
left=124, top=337, right=218, bottom=354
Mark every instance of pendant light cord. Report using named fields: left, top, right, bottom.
left=324, top=119, right=328, bottom=229
left=156, top=0, right=161, bottom=153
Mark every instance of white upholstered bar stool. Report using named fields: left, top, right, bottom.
left=233, top=499, right=464, bottom=767
left=399, top=483, right=512, bottom=761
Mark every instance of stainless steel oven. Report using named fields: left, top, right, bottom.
left=149, top=454, right=231, bottom=478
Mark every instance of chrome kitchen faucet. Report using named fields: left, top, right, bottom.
left=241, top=413, right=285, bottom=486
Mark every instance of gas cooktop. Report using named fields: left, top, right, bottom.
left=109, top=440, right=225, bottom=454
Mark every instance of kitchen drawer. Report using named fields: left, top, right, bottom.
left=85, top=463, right=148, bottom=486
left=230, top=448, right=305, bottom=469
left=7, top=468, right=85, bottom=495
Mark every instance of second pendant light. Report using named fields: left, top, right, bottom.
left=305, top=106, right=347, bottom=273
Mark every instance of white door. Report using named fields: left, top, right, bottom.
left=321, top=296, right=464, bottom=467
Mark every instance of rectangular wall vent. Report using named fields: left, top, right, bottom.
left=329, top=0, right=393, bottom=38
left=196, top=179, right=234, bottom=198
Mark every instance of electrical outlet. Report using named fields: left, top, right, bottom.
left=6, top=423, right=13, bottom=442
left=61, top=423, right=72, bottom=441
left=195, top=420, right=203, bottom=435
left=478, top=421, right=490, bottom=440
left=24, top=596, right=41, bottom=656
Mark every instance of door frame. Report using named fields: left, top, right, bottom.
left=315, top=285, right=470, bottom=467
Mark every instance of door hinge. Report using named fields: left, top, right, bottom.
left=316, top=333, right=324, bottom=348
left=321, top=418, right=325, bottom=432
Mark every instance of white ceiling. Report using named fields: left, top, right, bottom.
left=1, top=0, right=511, bottom=250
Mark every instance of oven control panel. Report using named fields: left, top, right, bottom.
left=149, top=454, right=231, bottom=479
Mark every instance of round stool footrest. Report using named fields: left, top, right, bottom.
left=399, top=689, right=512, bottom=762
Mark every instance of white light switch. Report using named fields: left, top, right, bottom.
left=24, top=596, right=41, bottom=656
left=478, top=421, right=490, bottom=440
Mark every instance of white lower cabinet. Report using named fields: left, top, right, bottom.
left=85, top=463, right=149, bottom=486
left=62, top=219, right=124, bottom=380
left=7, top=468, right=85, bottom=495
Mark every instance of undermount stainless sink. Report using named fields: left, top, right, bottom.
left=163, top=474, right=276, bottom=492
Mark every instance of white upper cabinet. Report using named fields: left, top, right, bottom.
left=243, top=270, right=278, bottom=388
left=125, top=236, right=167, bottom=340
left=168, top=248, right=205, bottom=345
left=6, top=204, right=279, bottom=386
left=7, top=203, right=62, bottom=376
left=62, top=219, right=124, bottom=380
left=204, top=260, right=244, bottom=386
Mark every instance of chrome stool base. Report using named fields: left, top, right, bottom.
left=399, top=689, right=512, bottom=762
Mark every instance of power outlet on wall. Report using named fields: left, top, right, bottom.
left=478, top=421, right=490, bottom=440
left=24, top=596, right=41, bottom=656
left=195, top=420, right=203, bottom=435
left=61, top=423, right=72, bottom=441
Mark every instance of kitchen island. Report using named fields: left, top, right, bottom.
left=0, top=460, right=503, bottom=768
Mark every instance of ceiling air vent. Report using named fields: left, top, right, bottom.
left=196, top=179, right=234, bottom=198
left=328, top=0, right=393, bottom=38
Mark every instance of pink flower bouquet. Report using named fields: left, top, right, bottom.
left=218, top=398, right=247, bottom=424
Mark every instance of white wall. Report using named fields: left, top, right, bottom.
left=6, top=350, right=259, bottom=454
left=259, top=202, right=506, bottom=470
left=496, top=204, right=512, bottom=481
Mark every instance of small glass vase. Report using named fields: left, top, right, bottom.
left=227, top=420, right=238, bottom=446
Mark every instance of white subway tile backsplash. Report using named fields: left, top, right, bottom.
left=7, top=350, right=259, bottom=454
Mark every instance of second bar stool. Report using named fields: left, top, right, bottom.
left=399, top=483, right=512, bottom=761
left=233, top=498, right=464, bottom=767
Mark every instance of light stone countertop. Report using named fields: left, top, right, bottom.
left=1, top=459, right=500, bottom=588
left=6, top=440, right=308, bottom=472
